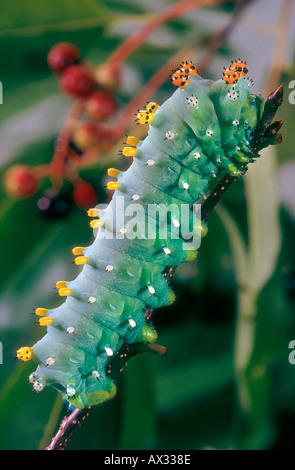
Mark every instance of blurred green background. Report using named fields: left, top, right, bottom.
left=0, top=0, right=295, bottom=450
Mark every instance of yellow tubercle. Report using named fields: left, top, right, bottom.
left=35, top=308, right=49, bottom=317
left=39, top=317, right=54, bottom=326
left=135, top=110, right=154, bottom=125
left=90, top=219, right=104, bottom=229
left=145, top=102, right=160, bottom=114
left=107, top=168, right=121, bottom=177
left=17, top=347, right=33, bottom=362
left=55, top=281, right=68, bottom=289
left=75, top=256, right=88, bottom=265
left=72, top=246, right=85, bottom=256
left=126, top=135, right=140, bottom=146
left=58, top=287, right=73, bottom=297
left=107, top=182, right=121, bottom=190
left=122, top=147, right=138, bottom=157
left=87, top=208, right=100, bottom=217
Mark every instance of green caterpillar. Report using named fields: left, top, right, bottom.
left=17, top=60, right=274, bottom=410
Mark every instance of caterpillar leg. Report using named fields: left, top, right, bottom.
left=63, top=375, right=117, bottom=409
left=201, top=221, right=208, bottom=238
left=135, top=323, right=158, bottom=343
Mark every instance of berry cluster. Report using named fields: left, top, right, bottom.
left=3, top=42, right=122, bottom=216
left=48, top=42, right=119, bottom=151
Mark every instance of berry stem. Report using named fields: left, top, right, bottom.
left=49, top=100, right=85, bottom=186
left=105, top=0, right=220, bottom=72
left=32, top=164, right=53, bottom=179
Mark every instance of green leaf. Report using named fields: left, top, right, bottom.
left=119, top=355, right=156, bottom=450
left=0, top=0, right=111, bottom=36
left=215, top=203, right=248, bottom=287
left=155, top=351, right=234, bottom=413
left=245, top=147, right=281, bottom=292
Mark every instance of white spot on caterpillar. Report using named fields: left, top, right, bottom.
left=148, top=285, right=156, bottom=295
left=165, top=130, right=175, bottom=140
left=128, top=318, right=136, bottom=328
left=105, top=347, right=114, bottom=356
left=233, top=119, right=239, bottom=126
left=168, top=166, right=176, bottom=173
left=183, top=182, right=189, bottom=190
left=146, top=159, right=156, bottom=166
left=109, top=303, right=118, bottom=311
left=186, top=95, right=199, bottom=108
left=127, top=270, right=135, bottom=277
left=88, top=296, right=96, bottom=303
left=33, top=379, right=44, bottom=392
left=68, top=357, right=81, bottom=364
left=67, top=384, right=76, bottom=397
left=92, top=370, right=100, bottom=380
left=244, top=76, right=254, bottom=89
left=227, top=89, right=239, bottom=101
left=28, top=372, right=37, bottom=384
left=46, top=357, right=56, bottom=366
left=132, top=194, right=141, bottom=201
left=67, top=326, right=75, bottom=334
left=87, top=332, right=96, bottom=339
left=194, top=152, right=201, bottom=159
left=163, top=247, right=171, bottom=255
left=206, top=130, right=213, bottom=137
left=105, top=264, right=114, bottom=272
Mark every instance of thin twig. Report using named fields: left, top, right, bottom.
left=46, top=408, right=90, bottom=451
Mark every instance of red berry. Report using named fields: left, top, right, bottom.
left=85, top=91, right=117, bottom=121
left=3, top=165, right=38, bottom=199
left=47, top=42, right=81, bottom=74
left=94, top=65, right=121, bottom=91
left=73, top=181, right=98, bottom=209
left=60, top=65, right=95, bottom=98
left=73, top=122, right=112, bottom=150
